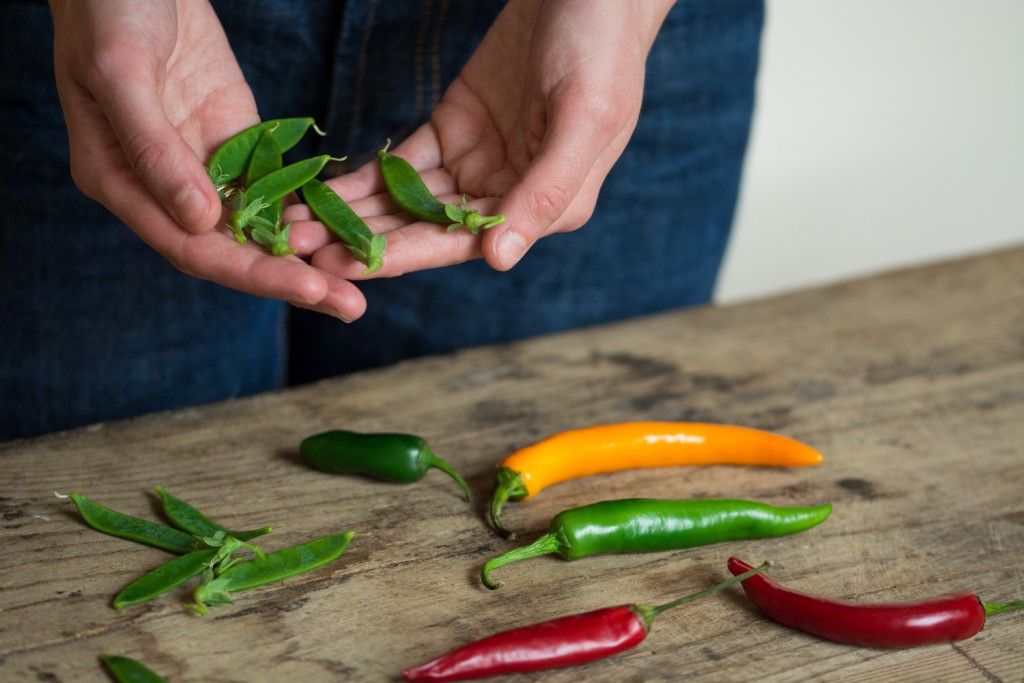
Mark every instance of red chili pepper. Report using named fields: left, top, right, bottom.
left=728, top=557, right=1024, bottom=648
left=403, top=562, right=769, bottom=681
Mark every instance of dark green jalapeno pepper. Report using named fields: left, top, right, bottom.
left=301, top=178, right=386, bottom=274
left=206, top=117, right=324, bottom=190
left=300, top=429, right=471, bottom=501
left=378, top=140, right=505, bottom=235
left=481, top=498, right=832, bottom=589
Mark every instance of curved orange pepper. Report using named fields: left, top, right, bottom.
left=489, top=421, right=823, bottom=538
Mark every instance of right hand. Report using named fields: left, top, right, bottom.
left=48, top=0, right=365, bottom=321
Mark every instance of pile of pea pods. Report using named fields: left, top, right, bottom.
left=206, top=118, right=505, bottom=275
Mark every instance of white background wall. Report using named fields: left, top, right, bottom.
left=716, top=0, right=1024, bottom=303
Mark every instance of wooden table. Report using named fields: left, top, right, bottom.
left=3, top=246, right=1023, bottom=683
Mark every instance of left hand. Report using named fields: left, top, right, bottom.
left=294, top=0, right=675, bottom=278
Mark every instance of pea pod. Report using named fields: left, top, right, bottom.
left=301, top=179, right=386, bottom=274
left=481, top=498, right=832, bottom=589
left=155, top=486, right=273, bottom=542
left=101, top=654, right=167, bottom=683
left=60, top=492, right=202, bottom=554
left=245, top=124, right=284, bottom=228
left=230, top=154, right=338, bottom=239
left=378, top=140, right=505, bottom=235
left=206, top=117, right=324, bottom=188
left=187, top=531, right=356, bottom=614
left=113, top=547, right=219, bottom=609
left=300, top=430, right=470, bottom=500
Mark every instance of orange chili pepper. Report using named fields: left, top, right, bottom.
left=489, top=421, right=823, bottom=538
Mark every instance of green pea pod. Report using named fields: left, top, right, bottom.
left=300, top=430, right=470, bottom=501
left=101, top=654, right=167, bottom=683
left=207, top=117, right=324, bottom=187
left=301, top=179, right=386, bottom=274
left=113, top=547, right=219, bottom=609
left=61, top=492, right=202, bottom=554
left=231, top=155, right=337, bottom=237
left=187, top=531, right=356, bottom=614
left=377, top=141, right=505, bottom=235
left=246, top=125, right=284, bottom=228
left=155, top=487, right=273, bottom=541
left=481, top=498, right=833, bottom=589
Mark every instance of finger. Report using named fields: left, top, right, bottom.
left=92, top=58, right=221, bottom=233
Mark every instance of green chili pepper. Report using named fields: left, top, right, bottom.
left=301, top=179, right=386, bottom=274
left=101, top=654, right=167, bottom=683
left=155, top=487, right=274, bottom=541
left=300, top=430, right=471, bottom=501
left=378, top=140, right=505, bottom=235
left=481, top=498, right=832, bottom=589
left=206, top=117, right=325, bottom=189
left=60, top=492, right=202, bottom=554
left=187, top=531, right=356, bottom=614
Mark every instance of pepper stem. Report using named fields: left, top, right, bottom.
left=489, top=467, right=529, bottom=540
left=985, top=599, right=1024, bottom=617
left=422, top=448, right=472, bottom=502
left=481, top=532, right=561, bottom=590
left=632, top=562, right=772, bottom=632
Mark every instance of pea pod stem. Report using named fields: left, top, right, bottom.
left=481, top=498, right=831, bottom=589
left=378, top=140, right=505, bottom=234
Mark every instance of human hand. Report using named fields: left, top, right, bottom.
left=293, top=0, right=675, bottom=279
left=48, top=0, right=366, bottom=320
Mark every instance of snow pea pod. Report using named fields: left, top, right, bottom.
left=301, top=178, right=386, bottom=274
left=61, top=492, right=202, bottom=554
left=188, top=531, right=356, bottom=614
left=206, top=117, right=324, bottom=187
left=113, top=547, right=219, bottom=609
left=481, top=498, right=832, bottom=589
left=246, top=124, right=284, bottom=227
left=155, top=487, right=273, bottom=541
left=101, top=654, right=167, bottom=683
left=378, top=141, right=505, bottom=235
left=230, top=154, right=337, bottom=238
left=300, top=429, right=470, bottom=501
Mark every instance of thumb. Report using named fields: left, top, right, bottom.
left=99, top=74, right=221, bottom=233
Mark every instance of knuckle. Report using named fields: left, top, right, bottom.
left=528, top=180, right=575, bottom=226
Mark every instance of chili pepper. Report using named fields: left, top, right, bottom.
left=301, top=179, right=387, bottom=274
left=378, top=140, right=505, bottom=235
left=728, top=557, right=1024, bottom=648
left=489, top=421, right=824, bottom=539
left=155, top=486, right=273, bottom=541
left=481, top=499, right=830, bottom=589
left=206, top=117, right=324, bottom=189
left=300, top=429, right=471, bottom=501
left=405, top=561, right=770, bottom=681
left=187, top=531, right=356, bottom=614
left=101, top=654, right=167, bottom=683
left=59, top=492, right=202, bottom=554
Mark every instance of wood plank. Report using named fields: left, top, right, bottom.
left=2, top=246, right=1022, bottom=682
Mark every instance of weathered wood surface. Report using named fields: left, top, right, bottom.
left=2, top=246, right=1023, bottom=683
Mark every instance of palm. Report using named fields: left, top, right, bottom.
left=302, top=0, right=653, bottom=279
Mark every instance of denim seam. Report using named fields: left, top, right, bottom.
left=430, top=0, right=450, bottom=109
left=345, top=0, right=379, bottom=150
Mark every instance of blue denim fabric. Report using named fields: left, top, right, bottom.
left=0, top=0, right=762, bottom=440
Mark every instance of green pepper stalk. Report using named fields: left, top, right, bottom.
left=481, top=498, right=832, bottom=589
left=300, top=430, right=472, bottom=501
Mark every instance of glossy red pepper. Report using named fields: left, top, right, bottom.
left=728, top=557, right=1024, bottom=648
left=403, top=562, right=769, bottom=681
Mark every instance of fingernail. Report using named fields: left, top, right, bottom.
left=173, top=185, right=209, bottom=231
left=496, top=231, right=528, bottom=270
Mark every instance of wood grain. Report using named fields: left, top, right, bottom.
left=2, top=246, right=1022, bottom=682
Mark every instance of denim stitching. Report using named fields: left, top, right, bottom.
left=413, top=0, right=433, bottom=123
left=429, top=0, right=450, bottom=108
left=346, top=0, right=379, bottom=152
